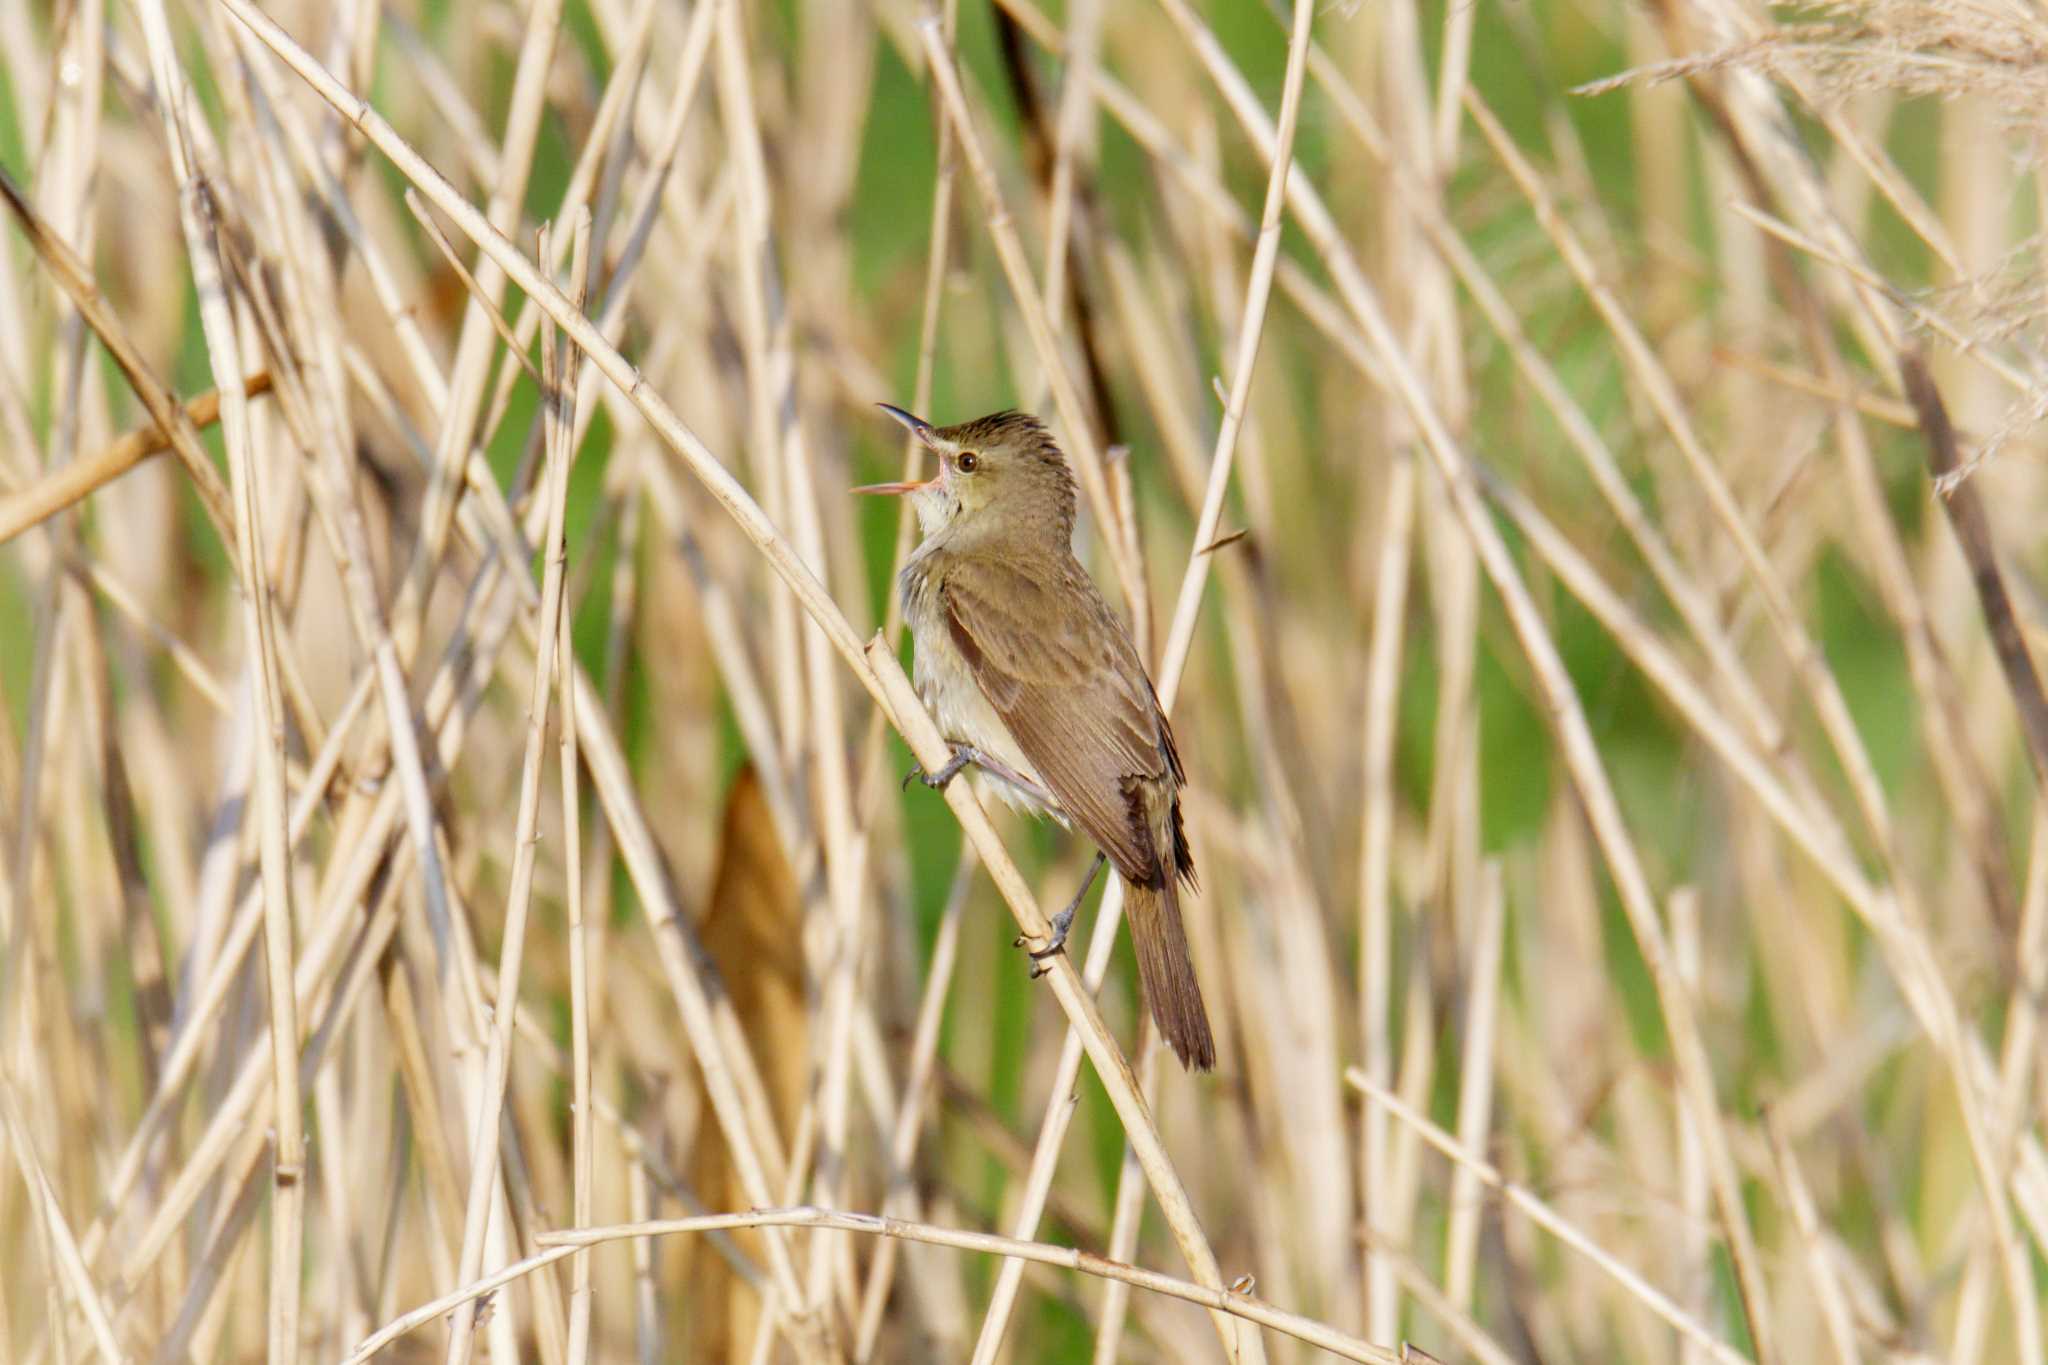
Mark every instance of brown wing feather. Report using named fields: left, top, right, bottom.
left=939, top=556, right=1174, bottom=885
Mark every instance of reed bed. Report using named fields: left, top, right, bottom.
left=1, top=0, right=2045, bottom=1360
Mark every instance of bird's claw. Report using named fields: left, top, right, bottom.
left=905, top=746, right=974, bottom=793
left=1015, top=904, right=1076, bottom=977
left=1015, top=853, right=1103, bottom=978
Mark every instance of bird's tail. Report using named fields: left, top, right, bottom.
left=1125, top=877, right=1215, bottom=1070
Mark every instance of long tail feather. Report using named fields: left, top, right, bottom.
left=1124, top=877, right=1215, bottom=1070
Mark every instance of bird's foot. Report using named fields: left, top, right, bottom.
left=1015, top=900, right=1081, bottom=978
left=903, top=744, right=1062, bottom=811
left=1014, top=852, right=1106, bottom=978
left=902, top=745, right=974, bottom=792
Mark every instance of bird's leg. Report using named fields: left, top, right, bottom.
left=902, top=745, right=1058, bottom=808
left=1016, top=851, right=1106, bottom=978
left=902, top=744, right=976, bottom=792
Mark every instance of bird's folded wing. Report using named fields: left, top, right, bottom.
left=940, top=557, right=1164, bottom=882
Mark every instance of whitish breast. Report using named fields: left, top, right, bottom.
left=902, top=563, right=1065, bottom=824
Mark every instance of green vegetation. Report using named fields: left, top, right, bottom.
left=1, top=0, right=2043, bottom=1359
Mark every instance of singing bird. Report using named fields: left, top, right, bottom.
left=858, top=406, right=1214, bottom=1070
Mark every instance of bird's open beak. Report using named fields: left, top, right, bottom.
left=876, top=403, right=938, bottom=445
left=855, top=403, right=941, bottom=495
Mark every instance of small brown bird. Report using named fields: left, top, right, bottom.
left=858, top=405, right=1214, bottom=1070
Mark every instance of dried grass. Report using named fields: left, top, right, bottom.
left=2, top=0, right=2046, bottom=1361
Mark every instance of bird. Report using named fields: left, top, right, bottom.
left=856, top=404, right=1215, bottom=1070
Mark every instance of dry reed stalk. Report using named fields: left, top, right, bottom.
left=126, top=7, right=306, bottom=1359
left=1440, top=863, right=1504, bottom=1310
left=1151, top=0, right=1313, bottom=704
left=1087, top=1039, right=1153, bottom=1365
left=73, top=667, right=369, bottom=1259
left=3, top=0, right=2042, bottom=1357
left=1351, top=24, right=2023, bottom=1358
left=1358, top=447, right=1418, bottom=1334
left=0, top=373, right=272, bottom=547
left=0, top=169, right=237, bottom=555
left=868, top=0, right=960, bottom=659
left=438, top=216, right=585, bottom=1365
left=1667, top=888, right=1712, bottom=1365
left=1483, top=454, right=2048, bottom=1347
left=1954, top=808, right=2048, bottom=1358
left=637, top=454, right=801, bottom=843
left=347, top=1204, right=1400, bottom=1364
left=1379, top=1251, right=1518, bottom=1365
left=464, top=0, right=673, bottom=471
left=991, top=0, right=1389, bottom=391
left=214, top=12, right=1254, bottom=1363
left=1909, top=359, right=2048, bottom=781
left=216, top=22, right=474, bottom=1114
left=357, top=189, right=762, bottom=1360
left=684, top=767, right=808, bottom=1357
left=385, top=0, right=562, bottom=661
left=709, top=7, right=873, bottom=1328
left=405, top=193, right=544, bottom=393
left=0, top=1085, right=125, bottom=1364
left=254, top=3, right=807, bottom=1341
left=1348, top=1071, right=1751, bottom=1365
left=1335, top=133, right=1793, bottom=761
left=966, top=1, right=1315, bottom=1356
left=1471, top=96, right=1895, bottom=856
left=559, top=368, right=593, bottom=1365
left=863, top=649, right=1248, bottom=1360
left=1744, top=209, right=2015, bottom=376
left=843, top=0, right=964, bottom=1304
left=103, top=589, right=508, bottom=1307
left=477, top=965, right=766, bottom=1282
left=1481, top=73, right=2033, bottom=1349
left=850, top=847, right=976, bottom=1360
left=1716, top=348, right=1925, bottom=427
left=561, top=627, right=819, bottom=1337
left=1038, top=0, right=1101, bottom=345
left=1153, top=3, right=1779, bottom=1355
left=1478, top=433, right=2048, bottom=1331
left=964, top=1030, right=1090, bottom=1364
left=913, top=18, right=1144, bottom=617
left=1761, top=1107, right=1861, bottom=1365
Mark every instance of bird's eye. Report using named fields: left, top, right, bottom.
left=956, top=451, right=980, bottom=473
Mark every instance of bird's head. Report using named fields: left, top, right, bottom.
left=856, top=406, right=1078, bottom=544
